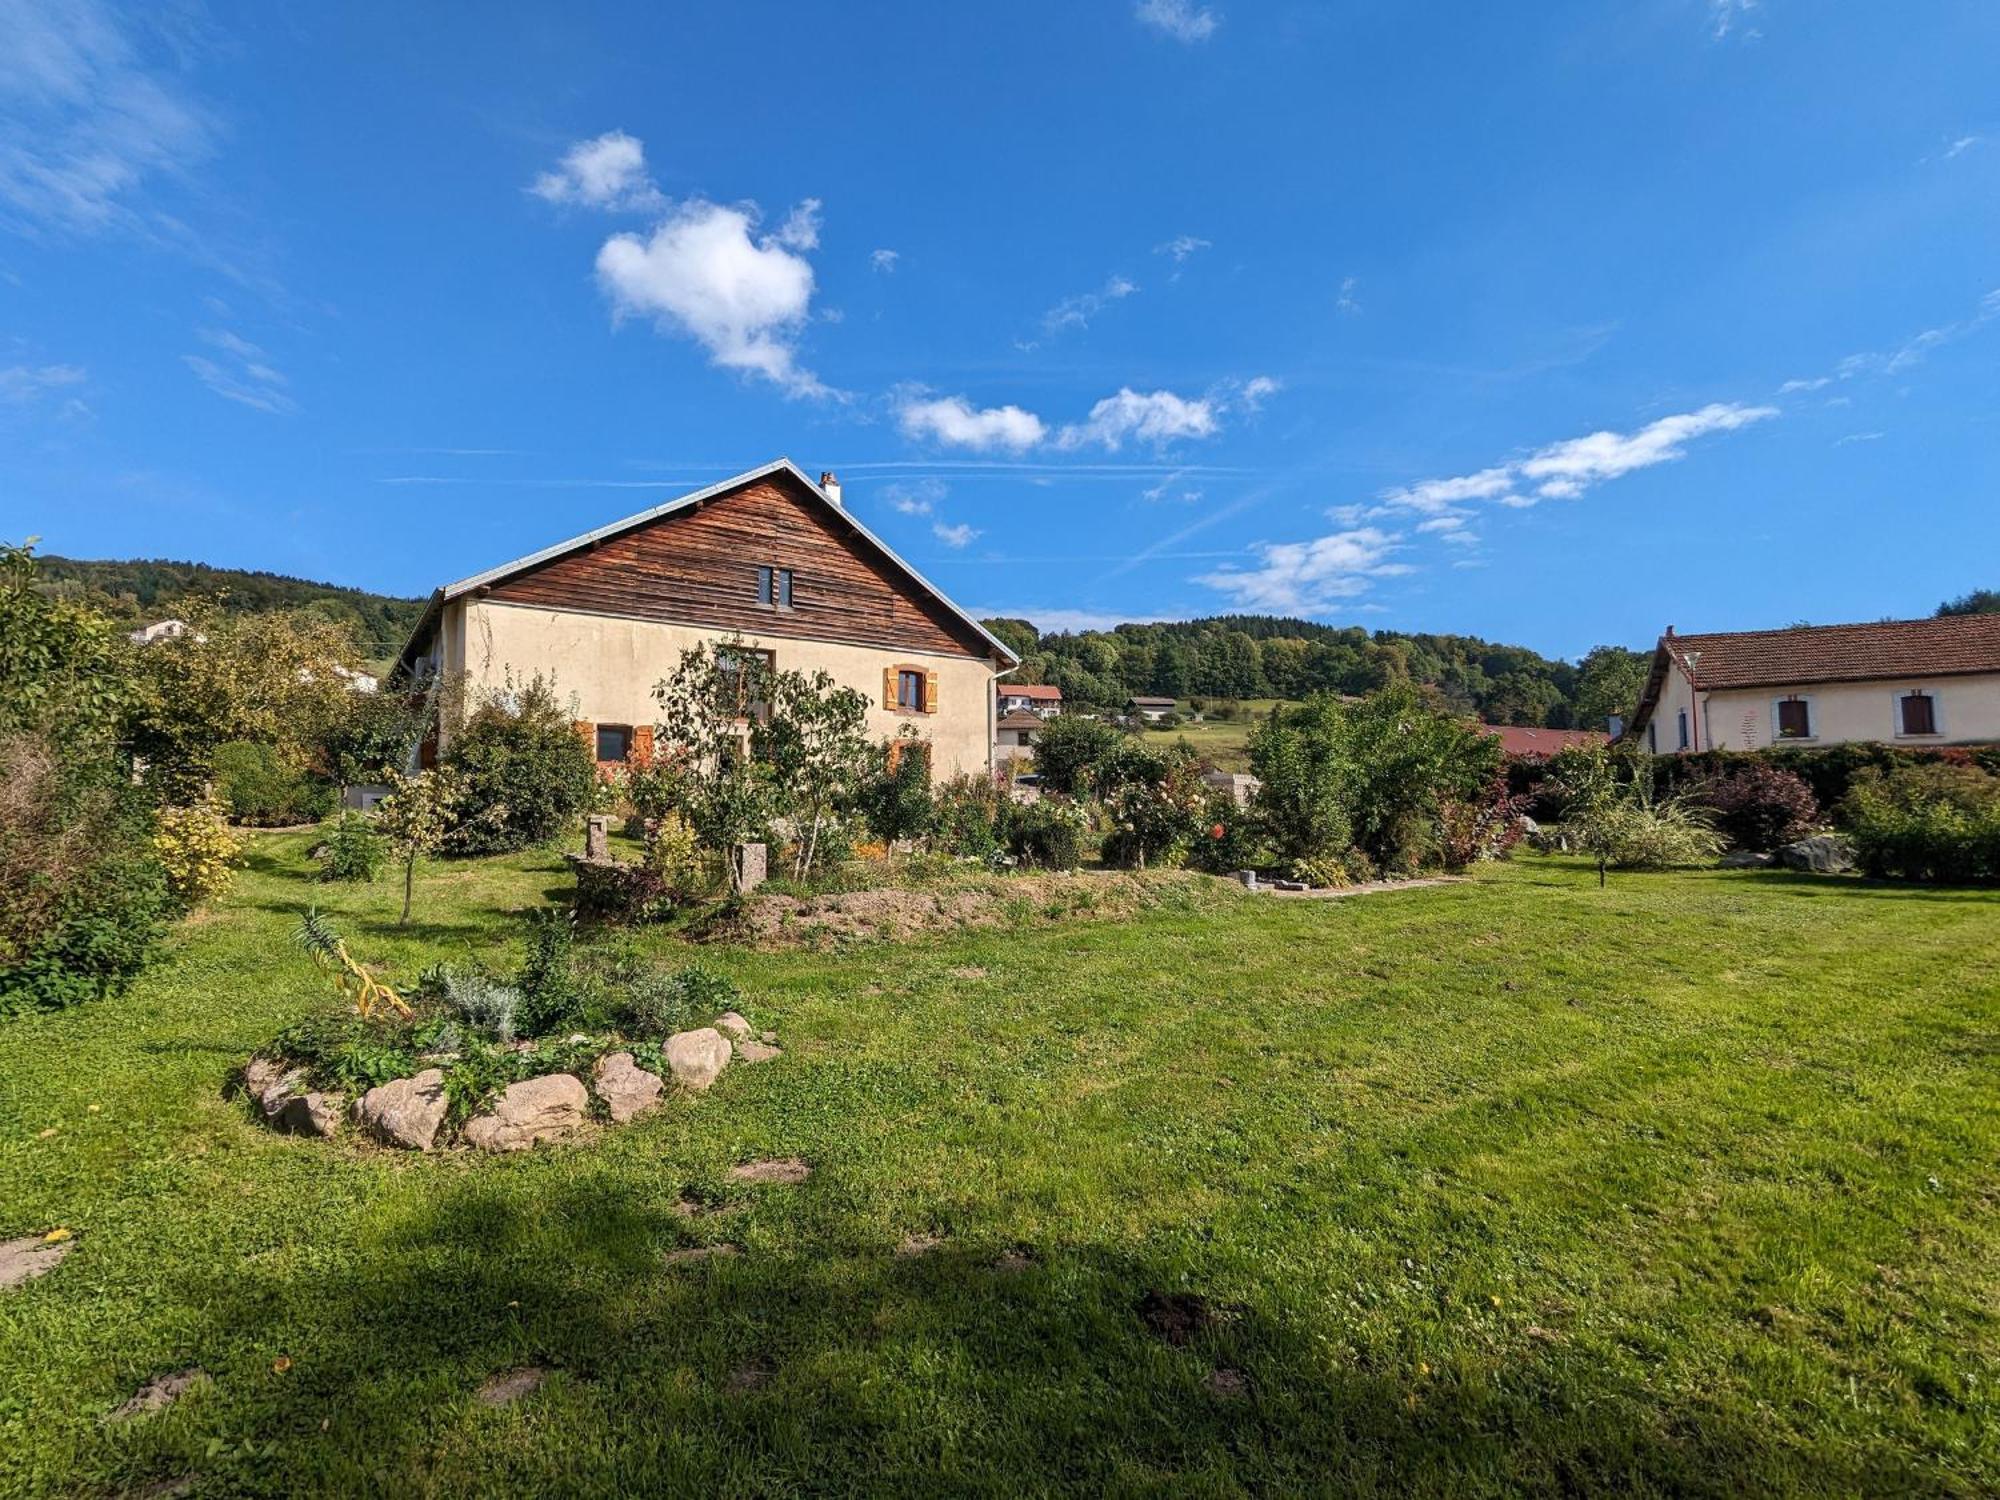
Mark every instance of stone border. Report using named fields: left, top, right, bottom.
left=240, top=1014, right=783, bottom=1154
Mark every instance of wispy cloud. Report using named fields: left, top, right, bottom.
left=0, top=361, right=87, bottom=404
left=932, top=521, right=980, bottom=549
left=1040, top=275, right=1138, bottom=337
left=1707, top=0, right=1759, bottom=41
left=1336, top=275, right=1361, bottom=314
left=1136, top=0, right=1220, bottom=43
left=0, top=0, right=216, bottom=237
left=1153, top=234, right=1210, bottom=263
left=1835, top=431, right=1884, bottom=446
left=881, top=477, right=944, bottom=515
left=1778, top=288, right=2000, bottom=394
left=870, top=247, right=899, bottom=272
left=182, top=327, right=295, bottom=414
left=1942, top=134, right=1983, bottom=160
left=1197, top=527, right=1408, bottom=613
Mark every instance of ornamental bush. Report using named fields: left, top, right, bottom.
left=1696, top=763, right=1820, bottom=852
left=441, top=676, right=599, bottom=854
left=1841, top=763, right=2000, bottom=884
left=1031, top=713, right=1129, bottom=797
left=154, top=798, right=244, bottom=907
left=1003, top=797, right=1092, bottom=871
left=212, top=739, right=335, bottom=826
left=931, top=771, right=1004, bottom=858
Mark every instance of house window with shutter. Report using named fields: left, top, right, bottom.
left=1676, top=709, right=1689, bottom=751
left=595, top=724, right=632, bottom=765
left=1898, top=691, right=1938, bottom=736
left=885, top=664, right=938, bottom=715
left=717, top=647, right=774, bottom=723
left=756, top=566, right=794, bottom=609
left=1775, top=697, right=1812, bottom=740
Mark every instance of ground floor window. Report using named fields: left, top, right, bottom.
left=595, top=723, right=632, bottom=764
left=1775, top=697, right=1812, bottom=740
left=1899, top=691, right=1938, bottom=736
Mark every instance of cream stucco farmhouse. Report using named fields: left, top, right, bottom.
left=1622, top=614, right=2000, bottom=754
left=393, top=459, right=1019, bottom=779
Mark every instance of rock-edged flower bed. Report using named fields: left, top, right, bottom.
left=239, top=1009, right=781, bottom=1154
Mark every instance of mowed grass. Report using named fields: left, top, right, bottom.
left=2, top=841, right=1998, bottom=1496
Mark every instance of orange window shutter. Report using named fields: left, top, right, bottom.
left=631, top=724, right=655, bottom=766
left=886, top=739, right=903, bottom=772
left=924, top=671, right=939, bottom=714
left=883, top=666, right=898, bottom=710
left=573, top=720, right=596, bottom=754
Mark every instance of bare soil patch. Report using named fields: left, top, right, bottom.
left=728, top=1157, right=811, bottom=1185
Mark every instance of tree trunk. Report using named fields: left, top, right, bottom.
left=1597, top=854, right=1607, bottom=889
left=401, top=853, right=415, bottom=923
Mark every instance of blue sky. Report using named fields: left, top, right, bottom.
left=2, top=0, right=1996, bottom=659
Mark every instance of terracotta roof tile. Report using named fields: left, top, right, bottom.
left=1665, top=614, right=2000, bottom=690
left=999, top=683, right=1062, bottom=700
left=1481, top=724, right=1609, bottom=757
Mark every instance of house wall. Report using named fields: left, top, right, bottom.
left=444, top=598, right=1000, bottom=779
left=1696, top=672, right=2000, bottom=751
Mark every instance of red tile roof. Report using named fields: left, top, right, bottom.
left=1481, top=724, right=1608, bottom=757
left=1000, top=683, right=1063, bottom=700
left=995, top=709, right=1045, bottom=731
left=1664, top=614, right=2000, bottom=690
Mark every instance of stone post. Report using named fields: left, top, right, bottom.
left=584, top=814, right=610, bottom=861
left=733, top=841, right=767, bottom=894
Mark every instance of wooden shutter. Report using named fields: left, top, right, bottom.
left=924, top=670, right=939, bottom=715
left=883, top=667, right=898, bottom=710
left=573, top=720, right=596, bottom=753
left=631, top=724, right=655, bottom=766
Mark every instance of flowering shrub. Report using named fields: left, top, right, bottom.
left=1189, top=795, right=1261, bottom=874
left=1003, top=796, right=1092, bottom=871
left=1697, top=763, right=1819, bottom=852
left=1100, top=745, right=1210, bottom=869
left=154, top=797, right=244, bottom=907
left=1436, top=772, right=1529, bottom=871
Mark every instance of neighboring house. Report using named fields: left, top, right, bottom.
left=1127, top=696, right=1178, bottom=723
left=1481, top=724, right=1607, bottom=757
left=997, top=682, right=1063, bottom=717
left=393, top=459, right=1020, bottom=778
left=128, top=619, right=192, bottom=645
left=994, top=708, right=1044, bottom=762
left=1621, top=615, right=2000, bottom=753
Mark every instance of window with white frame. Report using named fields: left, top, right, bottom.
left=1897, top=690, right=1939, bottom=737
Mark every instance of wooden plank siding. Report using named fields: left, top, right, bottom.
left=483, top=474, right=990, bottom=661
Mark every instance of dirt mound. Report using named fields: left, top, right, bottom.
left=707, top=870, right=1230, bottom=948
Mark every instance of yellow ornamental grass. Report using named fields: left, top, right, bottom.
left=154, top=798, right=244, bottom=907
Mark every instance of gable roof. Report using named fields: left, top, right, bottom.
left=394, top=459, right=1018, bottom=673
left=1000, top=682, right=1062, bottom=700
left=996, top=709, right=1046, bottom=731
left=1624, top=613, right=2000, bottom=737
left=1481, top=724, right=1608, bottom=757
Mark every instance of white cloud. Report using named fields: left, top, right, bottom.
left=0, top=362, right=86, bottom=403
left=182, top=327, right=294, bottom=414
left=1239, top=375, right=1280, bottom=411
left=1835, top=431, right=1885, bottom=445
left=1197, top=528, right=1407, bottom=613
left=1154, top=234, right=1210, bottom=262
left=1041, top=275, right=1138, bottom=335
left=1057, top=388, right=1218, bottom=451
left=1778, top=375, right=1830, bottom=394
left=1336, top=275, right=1361, bottom=314
left=529, top=130, right=662, bottom=212
left=1142, top=471, right=1205, bottom=504
left=1943, top=134, right=1982, bottom=160
left=596, top=199, right=830, bottom=398
left=1517, top=402, right=1777, bottom=496
left=980, top=606, right=1182, bottom=635
left=1708, top=0, right=1758, bottom=39
left=1136, top=0, right=1220, bottom=43
left=897, top=392, right=1048, bottom=452
left=1380, top=466, right=1518, bottom=514
left=882, top=477, right=944, bottom=515
left=0, top=0, right=215, bottom=234
left=932, top=521, right=980, bottom=549
left=870, top=247, right=900, bottom=272
left=1415, top=514, right=1469, bottom=534
left=773, top=197, right=821, bottom=251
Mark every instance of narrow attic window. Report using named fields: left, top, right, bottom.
left=757, top=566, right=794, bottom=609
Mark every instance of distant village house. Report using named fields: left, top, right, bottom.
left=997, top=682, right=1062, bottom=717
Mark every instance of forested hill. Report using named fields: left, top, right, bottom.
left=980, top=614, right=1651, bottom=731
left=33, top=555, right=426, bottom=663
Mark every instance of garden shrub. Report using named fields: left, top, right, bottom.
left=1003, top=797, right=1091, bottom=871
left=1841, top=763, right=2000, bottom=883
left=1031, top=713, right=1129, bottom=797
left=514, top=906, right=586, bottom=1036
left=1436, top=771, right=1529, bottom=872
left=444, top=971, right=523, bottom=1043
left=931, top=772, right=1004, bottom=858
left=1099, top=742, right=1208, bottom=869
left=624, top=962, right=739, bottom=1036
left=864, top=735, right=935, bottom=845
left=1548, top=744, right=1724, bottom=881
left=154, top=798, right=244, bottom=907
left=441, top=676, right=598, bottom=854
left=211, top=739, right=335, bottom=826
left=317, top=811, right=387, bottom=883
left=1696, top=762, right=1819, bottom=852
left=1189, top=794, right=1261, bottom=874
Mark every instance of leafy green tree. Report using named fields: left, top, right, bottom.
left=752, top=662, right=872, bottom=879
left=1571, top=645, right=1652, bottom=734
left=375, top=766, right=463, bottom=924
left=1937, top=589, right=2000, bottom=617
left=440, top=675, right=599, bottom=854
left=651, top=641, right=780, bottom=893
left=1031, top=713, right=1129, bottom=796
left=1547, top=743, right=1722, bottom=885
left=980, top=617, right=1040, bottom=658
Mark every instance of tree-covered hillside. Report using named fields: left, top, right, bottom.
left=33, top=556, right=426, bottom=664
left=982, top=614, right=1651, bottom=729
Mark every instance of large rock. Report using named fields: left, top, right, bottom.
left=353, top=1068, right=448, bottom=1151
left=1779, top=835, right=1854, bottom=874
left=713, top=1011, right=753, bottom=1041
left=1718, top=850, right=1776, bottom=869
left=665, top=1028, right=731, bottom=1092
left=591, top=1052, right=664, bottom=1124
left=735, top=1039, right=782, bottom=1065
left=462, top=1073, right=589, bottom=1153
left=273, top=1091, right=344, bottom=1138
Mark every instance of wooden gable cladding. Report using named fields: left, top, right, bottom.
left=483, top=474, right=990, bottom=660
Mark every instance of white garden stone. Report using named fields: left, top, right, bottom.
left=665, top=1028, right=732, bottom=1092
left=591, top=1052, right=664, bottom=1124
left=462, top=1073, right=589, bottom=1153
left=353, top=1068, right=448, bottom=1151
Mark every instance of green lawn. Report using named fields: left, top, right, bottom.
left=2, top=841, right=1997, bottom=1496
